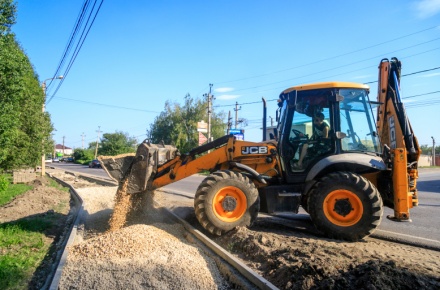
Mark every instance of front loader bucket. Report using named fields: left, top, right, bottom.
left=98, top=142, right=178, bottom=194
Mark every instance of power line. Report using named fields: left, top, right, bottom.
left=52, top=96, right=160, bottom=113
left=46, top=0, right=105, bottom=104
left=214, top=88, right=440, bottom=110
left=47, top=0, right=92, bottom=90
left=365, top=66, right=440, bottom=84
left=218, top=44, right=440, bottom=95
left=215, top=25, right=440, bottom=85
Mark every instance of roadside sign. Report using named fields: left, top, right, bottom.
left=229, top=128, right=245, bottom=140
left=198, top=132, right=208, bottom=145
left=197, top=121, right=208, bottom=133
left=229, top=129, right=244, bottom=134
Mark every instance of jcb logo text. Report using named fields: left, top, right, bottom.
left=241, top=146, right=268, bottom=154
left=389, top=116, right=396, bottom=149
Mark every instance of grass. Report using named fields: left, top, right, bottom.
left=0, top=218, right=54, bottom=289
left=0, top=175, right=70, bottom=289
left=48, top=178, right=70, bottom=193
left=0, top=174, right=32, bottom=207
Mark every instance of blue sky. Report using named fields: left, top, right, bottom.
left=13, top=0, right=440, bottom=149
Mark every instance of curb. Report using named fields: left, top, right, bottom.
left=44, top=173, right=84, bottom=290
left=153, top=195, right=278, bottom=290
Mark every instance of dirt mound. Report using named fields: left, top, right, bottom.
left=215, top=225, right=440, bottom=289
left=26, top=176, right=50, bottom=187
left=0, top=178, right=71, bottom=223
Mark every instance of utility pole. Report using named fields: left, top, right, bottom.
left=227, top=111, right=232, bottom=135
left=204, top=84, right=214, bottom=142
left=62, top=136, right=65, bottom=156
left=432, top=136, right=436, bottom=166
left=81, top=132, right=86, bottom=149
left=269, top=116, right=274, bottom=126
left=40, top=75, right=63, bottom=176
left=234, top=101, right=241, bottom=128
left=94, top=126, right=101, bottom=159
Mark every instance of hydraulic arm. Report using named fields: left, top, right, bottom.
left=376, top=57, right=420, bottom=221
left=99, top=135, right=278, bottom=194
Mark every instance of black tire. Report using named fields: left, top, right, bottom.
left=194, top=170, right=260, bottom=236
left=307, top=171, right=383, bottom=241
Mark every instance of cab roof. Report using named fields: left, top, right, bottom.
left=281, top=81, right=370, bottom=95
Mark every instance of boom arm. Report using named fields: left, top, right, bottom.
left=376, top=57, right=420, bottom=221
left=99, top=135, right=279, bottom=194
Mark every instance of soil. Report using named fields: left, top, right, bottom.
left=2, top=172, right=440, bottom=289
left=214, top=222, right=440, bottom=289
left=0, top=176, right=73, bottom=290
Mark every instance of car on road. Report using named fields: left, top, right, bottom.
left=52, top=158, right=60, bottom=163
left=88, top=159, right=101, bottom=168
left=66, top=157, right=74, bottom=162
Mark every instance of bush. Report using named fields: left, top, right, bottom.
left=0, top=175, right=9, bottom=193
left=73, top=148, right=94, bottom=163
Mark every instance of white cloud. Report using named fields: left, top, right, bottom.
left=215, top=87, right=234, bottom=93
left=216, top=94, right=241, bottom=100
left=420, top=72, right=440, bottom=78
left=413, top=0, right=440, bottom=19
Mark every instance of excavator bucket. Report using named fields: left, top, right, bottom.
left=98, top=142, right=179, bottom=194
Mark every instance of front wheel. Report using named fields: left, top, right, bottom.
left=308, top=171, right=383, bottom=241
left=194, top=170, right=260, bottom=236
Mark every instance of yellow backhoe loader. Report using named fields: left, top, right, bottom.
left=99, top=57, right=420, bottom=241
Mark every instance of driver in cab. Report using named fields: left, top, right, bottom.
left=293, top=112, right=329, bottom=170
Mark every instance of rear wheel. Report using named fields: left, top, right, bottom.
left=194, top=170, right=260, bottom=236
left=308, top=171, right=383, bottom=241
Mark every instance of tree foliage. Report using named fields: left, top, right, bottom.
left=73, top=148, right=95, bottom=164
left=420, top=144, right=440, bottom=155
left=148, top=94, right=226, bottom=153
left=0, top=0, right=53, bottom=170
left=98, top=131, right=137, bottom=156
left=0, top=0, right=15, bottom=35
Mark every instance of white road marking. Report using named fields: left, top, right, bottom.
left=375, top=229, right=440, bottom=244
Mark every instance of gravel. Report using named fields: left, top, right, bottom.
left=57, top=182, right=231, bottom=289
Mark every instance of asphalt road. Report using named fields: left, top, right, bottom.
left=49, top=162, right=111, bottom=180
left=375, top=168, right=440, bottom=248
left=50, top=162, right=440, bottom=248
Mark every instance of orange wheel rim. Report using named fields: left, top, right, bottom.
left=212, top=186, right=247, bottom=222
left=323, top=189, right=363, bottom=227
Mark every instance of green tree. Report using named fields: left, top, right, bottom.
left=73, top=148, right=94, bottom=164
left=0, top=0, right=54, bottom=170
left=420, top=144, right=430, bottom=155
left=0, top=0, right=16, bottom=35
left=420, top=144, right=440, bottom=155
left=98, top=131, right=137, bottom=156
left=148, top=94, right=226, bottom=153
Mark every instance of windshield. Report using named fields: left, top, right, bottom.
left=339, top=89, right=381, bottom=153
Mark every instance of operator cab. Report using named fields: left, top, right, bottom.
left=276, top=82, right=381, bottom=182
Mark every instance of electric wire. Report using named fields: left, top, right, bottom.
left=46, top=0, right=91, bottom=91
left=53, top=96, right=160, bottom=113
left=215, top=25, right=440, bottom=85
left=46, top=0, right=105, bottom=104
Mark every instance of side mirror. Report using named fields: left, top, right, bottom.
left=335, top=131, right=347, bottom=139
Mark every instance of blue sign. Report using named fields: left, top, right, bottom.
left=229, top=129, right=244, bottom=140
left=229, top=129, right=244, bottom=134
